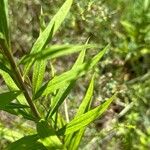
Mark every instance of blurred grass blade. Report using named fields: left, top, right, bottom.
left=0, top=0, right=10, bottom=46
left=23, top=0, right=73, bottom=76
left=65, top=76, right=95, bottom=149
left=37, top=119, right=63, bottom=149
left=7, top=134, right=47, bottom=150
left=0, top=122, right=23, bottom=142
left=120, top=20, right=136, bottom=39
left=0, top=91, right=21, bottom=109
left=35, top=45, right=108, bottom=99
left=57, top=94, right=116, bottom=135
left=46, top=47, right=86, bottom=119
left=32, top=59, right=46, bottom=95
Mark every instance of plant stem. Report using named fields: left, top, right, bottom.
left=1, top=43, right=40, bottom=120
left=64, top=100, right=69, bottom=123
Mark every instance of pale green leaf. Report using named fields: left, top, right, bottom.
left=66, top=129, right=85, bottom=150
left=121, top=20, right=136, bottom=38
left=57, top=94, right=115, bottom=135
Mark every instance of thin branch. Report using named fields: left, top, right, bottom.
left=0, top=43, right=40, bottom=120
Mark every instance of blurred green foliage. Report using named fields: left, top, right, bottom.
left=1, top=0, right=150, bottom=149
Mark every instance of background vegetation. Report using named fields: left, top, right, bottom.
left=0, top=0, right=150, bottom=149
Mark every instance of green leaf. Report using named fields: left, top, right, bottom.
left=7, top=134, right=47, bottom=150
left=46, top=47, right=86, bottom=119
left=0, top=61, right=12, bottom=76
left=0, top=0, right=10, bottom=45
left=121, top=20, right=136, bottom=39
left=17, top=109, right=36, bottom=121
left=37, top=119, right=63, bottom=149
left=39, top=7, right=46, bottom=32
left=0, top=69, right=28, bottom=105
left=65, top=76, right=95, bottom=149
left=0, top=69, right=19, bottom=90
left=21, top=44, right=99, bottom=65
left=0, top=91, right=21, bottom=110
left=75, top=75, right=95, bottom=116
left=0, top=32, right=5, bottom=39
left=32, top=59, right=46, bottom=95
left=23, top=0, right=73, bottom=76
left=66, top=129, right=85, bottom=150
left=0, top=69, right=34, bottom=119
left=57, top=94, right=116, bottom=135
left=32, top=7, right=47, bottom=95
left=35, top=45, right=108, bottom=99
left=5, top=103, right=29, bottom=109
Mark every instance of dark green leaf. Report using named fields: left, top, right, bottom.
left=5, top=103, right=29, bottom=109
left=7, top=134, right=47, bottom=150
left=0, top=0, right=10, bottom=45
left=0, top=91, right=21, bottom=110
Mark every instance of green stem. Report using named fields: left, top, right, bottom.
left=1, top=43, right=40, bottom=120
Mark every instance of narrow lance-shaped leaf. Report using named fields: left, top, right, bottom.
left=65, top=75, right=95, bottom=149
left=5, top=103, right=29, bottom=109
left=0, top=90, right=21, bottom=110
left=23, top=0, right=73, bottom=76
left=57, top=94, right=116, bottom=135
left=20, top=44, right=99, bottom=65
left=46, top=45, right=87, bottom=119
left=0, top=0, right=10, bottom=46
left=37, top=119, right=63, bottom=149
left=32, top=59, right=46, bottom=95
left=32, top=8, right=47, bottom=95
left=35, top=45, right=109, bottom=99
left=75, top=75, right=95, bottom=116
